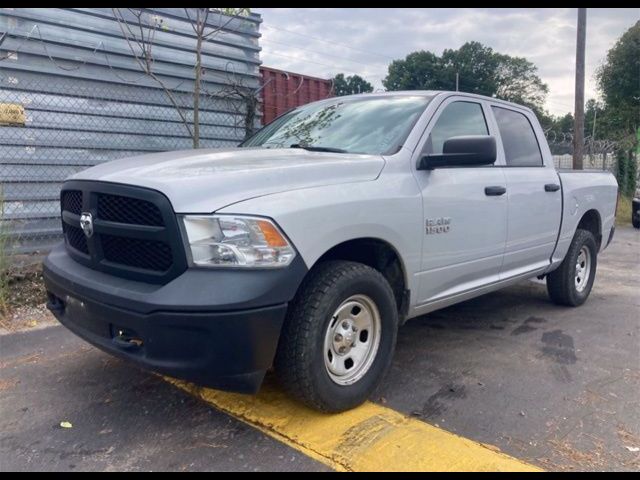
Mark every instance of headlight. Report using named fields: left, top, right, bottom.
left=180, top=215, right=296, bottom=268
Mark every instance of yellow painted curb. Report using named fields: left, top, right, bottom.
left=165, top=377, right=542, bottom=472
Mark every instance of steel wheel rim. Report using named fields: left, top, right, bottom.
left=575, top=246, right=591, bottom=293
left=323, top=294, right=381, bottom=386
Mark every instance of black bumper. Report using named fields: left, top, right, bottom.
left=43, top=243, right=307, bottom=393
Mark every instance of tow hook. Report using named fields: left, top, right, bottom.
left=112, top=329, right=143, bottom=350
left=46, top=293, right=65, bottom=315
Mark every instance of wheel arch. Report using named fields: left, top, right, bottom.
left=306, top=237, right=410, bottom=321
left=577, top=209, right=602, bottom=250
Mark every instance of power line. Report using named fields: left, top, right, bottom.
left=261, top=31, right=576, bottom=109
left=261, top=38, right=383, bottom=69
left=263, top=50, right=387, bottom=81
left=261, top=22, right=582, bottom=113
left=546, top=100, right=575, bottom=110
left=261, top=23, right=395, bottom=62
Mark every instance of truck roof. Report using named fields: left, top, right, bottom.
left=335, top=90, right=535, bottom=114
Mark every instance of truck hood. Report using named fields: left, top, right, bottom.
left=71, top=147, right=385, bottom=212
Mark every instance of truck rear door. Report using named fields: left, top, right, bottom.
left=490, top=106, right=562, bottom=279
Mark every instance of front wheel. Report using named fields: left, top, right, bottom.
left=274, top=260, right=398, bottom=412
left=546, top=228, right=598, bottom=306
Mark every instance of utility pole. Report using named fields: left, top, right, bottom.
left=573, top=8, right=587, bottom=170
left=455, top=72, right=459, bottom=92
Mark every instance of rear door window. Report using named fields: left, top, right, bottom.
left=492, top=107, right=543, bottom=167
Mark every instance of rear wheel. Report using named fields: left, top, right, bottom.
left=547, top=228, right=597, bottom=306
left=275, top=260, right=398, bottom=412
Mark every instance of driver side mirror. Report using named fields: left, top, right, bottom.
left=418, top=135, right=497, bottom=170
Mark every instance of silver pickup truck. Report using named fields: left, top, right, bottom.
left=44, top=91, right=618, bottom=412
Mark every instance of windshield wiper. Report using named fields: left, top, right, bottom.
left=289, top=144, right=348, bottom=153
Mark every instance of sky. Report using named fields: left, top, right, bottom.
left=253, top=8, right=639, bottom=117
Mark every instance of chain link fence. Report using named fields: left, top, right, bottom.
left=0, top=71, right=251, bottom=256
left=1, top=7, right=263, bottom=264
left=1, top=78, right=627, bottom=259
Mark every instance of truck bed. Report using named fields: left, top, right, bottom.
left=551, top=170, right=618, bottom=266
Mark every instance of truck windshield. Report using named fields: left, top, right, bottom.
left=241, top=95, right=433, bottom=155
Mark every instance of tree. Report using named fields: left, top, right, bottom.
left=584, top=99, right=604, bottom=139
left=555, top=113, right=575, bottom=134
left=596, top=21, right=639, bottom=196
left=219, top=75, right=261, bottom=140
left=332, top=73, right=373, bottom=96
left=493, top=54, right=548, bottom=111
left=596, top=21, right=639, bottom=137
left=440, top=42, right=499, bottom=96
left=113, top=8, right=251, bottom=148
left=382, top=41, right=548, bottom=112
left=383, top=50, right=442, bottom=91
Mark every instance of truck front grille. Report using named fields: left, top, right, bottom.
left=101, top=235, right=173, bottom=271
left=62, top=190, right=83, bottom=215
left=63, top=223, right=89, bottom=255
left=97, top=194, right=164, bottom=226
left=59, top=181, right=187, bottom=284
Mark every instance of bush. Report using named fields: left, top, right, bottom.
left=615, top=195, right=632, bottom=226
left=616, top=149, right=638, bottom=198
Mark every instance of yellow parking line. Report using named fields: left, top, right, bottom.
left=166, top=377, right=541, bottom=472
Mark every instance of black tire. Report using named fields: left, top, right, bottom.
left=633, top=216, right=640, bottom=229
left=546, top=229, right=598, bottom=307
left=274, top=260, right=398, bottom=412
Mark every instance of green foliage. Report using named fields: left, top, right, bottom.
left=213, top=8, right=251, bottom=17
left=384, top=50, right=445, bottom=91
left=382, top=41, right=548, bottom=111
left=596, top=21, right=639, bottom=139
left=616, top=149, right=638, bottom=198
left=332, top=73, right=373, bottom=96
left=615, top=195, right=632, bottom=225
left=583, top=99, right=599, bottom=139
left=553, top=113, right=574, bottom=134
left=493, top=53, right=549, bottom=111
left=441, top=42, right=498, bottom=96
left=596, top=21, right=639, bottom=196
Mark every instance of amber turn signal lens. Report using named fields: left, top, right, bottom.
left=257, top=220, right=288, bottom=247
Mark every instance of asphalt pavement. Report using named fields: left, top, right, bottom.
left=1, top=225, right=638, bottom=471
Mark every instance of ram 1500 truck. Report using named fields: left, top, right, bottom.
left=44, top=91, right=618, bottom=412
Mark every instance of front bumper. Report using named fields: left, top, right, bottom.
left=43, top=243, right=307, bottom=393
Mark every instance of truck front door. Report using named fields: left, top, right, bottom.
left=413, top=97, right=508, bottom=307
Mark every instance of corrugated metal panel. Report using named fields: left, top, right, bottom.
left=0, top=8, right=262, bottom=254
left=259, top=66, right=333, bottom=125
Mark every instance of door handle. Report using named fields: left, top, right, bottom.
left=484, top=186, right=506, bottom=196
left=545, top=183, right=561, bottom=192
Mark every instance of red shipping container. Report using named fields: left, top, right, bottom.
left=259, top=66, right=334, bottom=126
